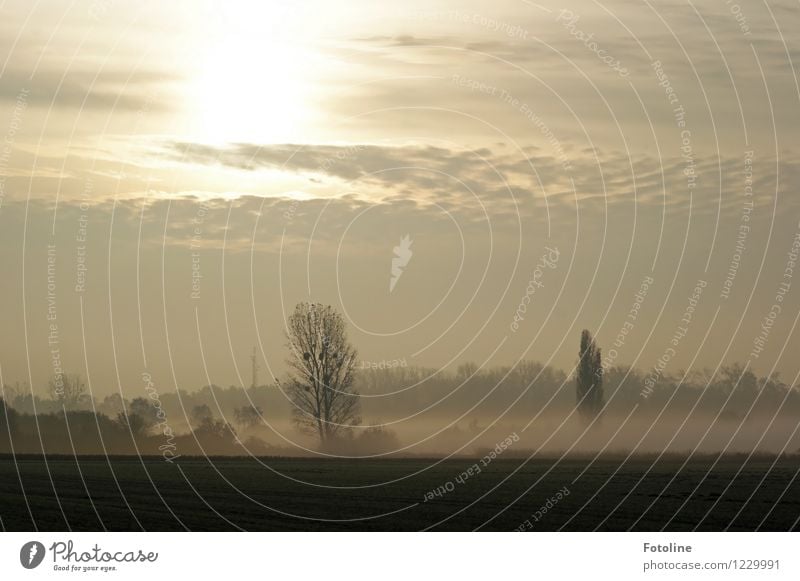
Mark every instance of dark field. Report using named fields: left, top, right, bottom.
left=1, top=455, right=798, bottom=531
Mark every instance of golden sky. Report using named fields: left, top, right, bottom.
left=1, top=0, right=799, bottom=394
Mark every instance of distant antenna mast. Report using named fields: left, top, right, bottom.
left=250, top=347, right=259, bottom=389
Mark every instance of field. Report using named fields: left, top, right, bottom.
left=0, top=455, right=798, bottom=531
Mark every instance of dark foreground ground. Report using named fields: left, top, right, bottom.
left=0, top=455, right=798, bottom=531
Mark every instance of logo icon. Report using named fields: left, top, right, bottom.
left=390, top=235, right=413, bottom=293
left=20, top=541, right=45, bottom=569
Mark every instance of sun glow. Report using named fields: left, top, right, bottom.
left=185, top=6, right=317, bottom=144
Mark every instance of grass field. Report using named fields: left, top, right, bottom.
left=1, top=455, right=798, bottom=531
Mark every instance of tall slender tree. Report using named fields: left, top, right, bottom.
left=285, top=302, right=360, bottom=445
left=576, top=329, right=604, bottom=420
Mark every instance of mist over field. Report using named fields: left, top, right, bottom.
left=4, top=361, right=799, bottom=458
left=1, top=0, right=800, bottom=532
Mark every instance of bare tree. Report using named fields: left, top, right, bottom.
left=234, top=404, right=263, bottom=430
left=116, top=411, right=147, bottom=437
left=125, top=397, right=160, bottom=432
left=456, top=362, right=478, bottom=380
left=576, top=330, right=604, bottom=420
left=48, top=373, right=85, bottom=410
left=285, top=302, right=360, bottom=444
left=190, top=404, right=213, bottom=428
left=99, top=393, right=125, bottom=418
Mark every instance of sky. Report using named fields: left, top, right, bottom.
left=1, top=0, right=799, bottom=397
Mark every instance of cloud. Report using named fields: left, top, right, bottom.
left=0, top=68, right=174, bottom=111
left=159, top=140, right=800, bottom=221
left=164, top=140, right=511, bottom=203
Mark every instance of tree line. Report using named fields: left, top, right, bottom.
left=2, top=303, right=799, bottom=457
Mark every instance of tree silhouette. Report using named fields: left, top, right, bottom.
left=127, top=397, right=160, bottom=431
left=116, top=411, right=147, bottom=437
left=190, top=404, right=213, bottom=428
left=576, top=329, right=604, bottom=420
left=48, top=374, right=85, bottom=410
left=0, top=398, right=18, bottom=445
left=285, top=302, right=360, bottom=445
left=234, top=404, right=263, bottom=430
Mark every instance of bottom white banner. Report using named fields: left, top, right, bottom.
left=0, top=533, right=796, bottom=580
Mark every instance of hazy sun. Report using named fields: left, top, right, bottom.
left=185, top=6, right=317, bottom=144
